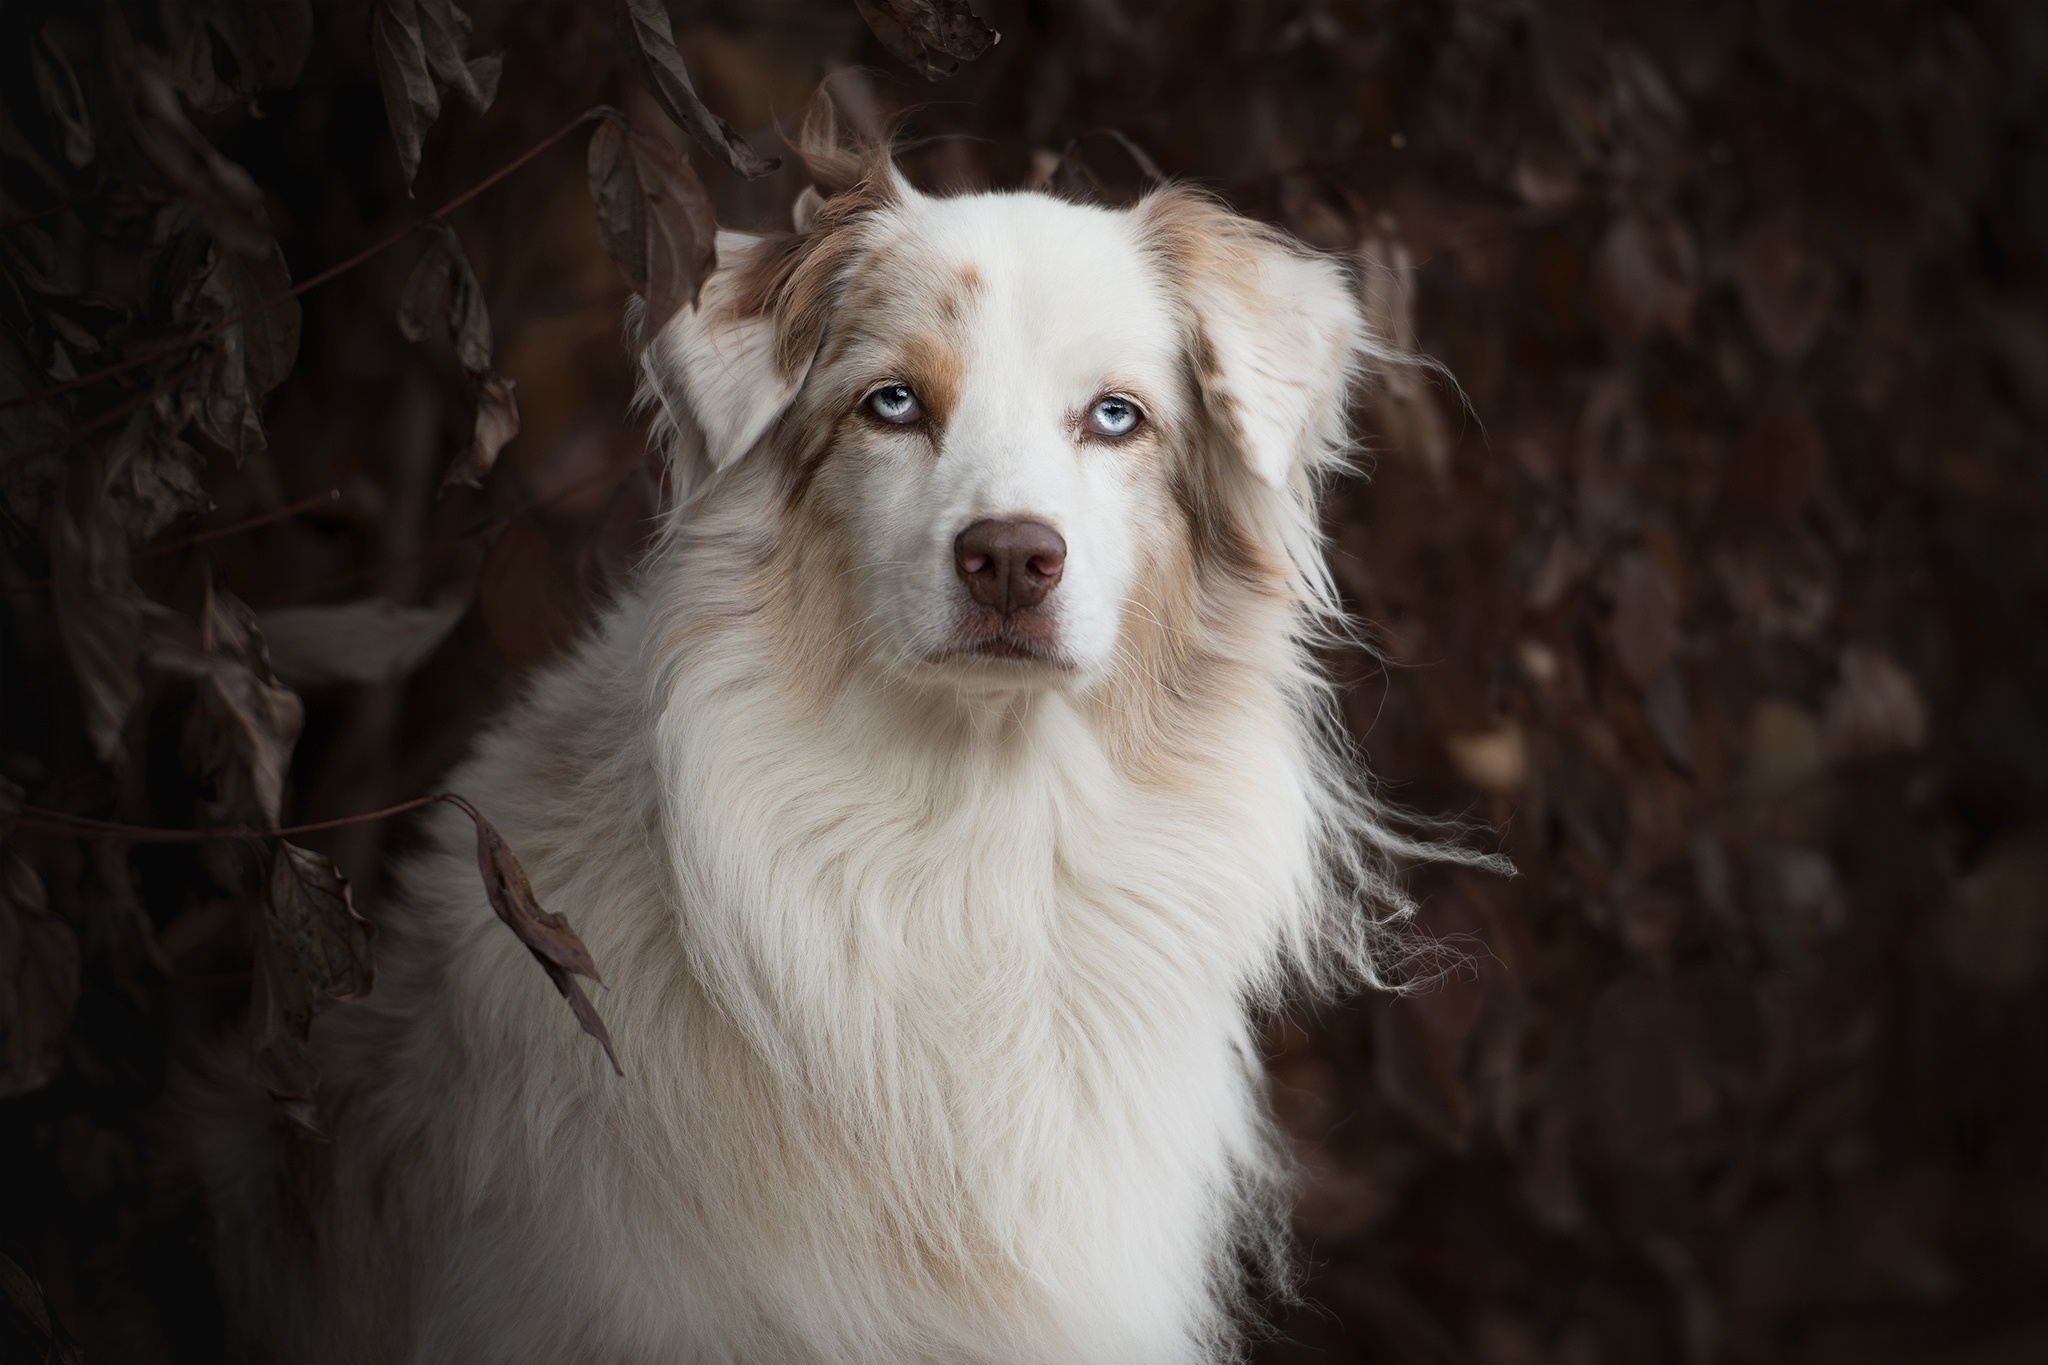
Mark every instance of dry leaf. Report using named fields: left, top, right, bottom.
left=450, top=798, right=618, bottom=1073
left=615, top=0, right=778, bottom=178
left=1935, top=828, right=2048, bottom=990
left=250, top=841, right=375, bottom=1130
left=372, top=0, right=501, bottom=190
left=854, top=0, right=999, bottom=81
left=586, top=118, right=718, bottom=339
left=186, top=241, right=301, bottom=461
left=397, top=227, right=520, bottom=488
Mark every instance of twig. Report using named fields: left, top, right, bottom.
left=145, top=488, right=343, bottom=558
left=4, top=793, right=452, bottom=844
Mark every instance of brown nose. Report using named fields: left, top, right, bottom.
left=954, top=518, right=1066, bottom=614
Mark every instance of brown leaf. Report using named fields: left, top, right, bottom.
left=414, top=0, right=502, bottom=116
left=372, top=0, right=440, bottom=190
left=448, top=370, right=519, bottom=491
left=586, top=118, right=718, bottom=339
left=0, top=824, right=80, bottom=1101
left=854, top=0, right=999, bottom=81
left=52, top=444, right=146, bottom=768
left=449, top=797, right=618, bottom=1073
left=251, top=841, right=375, bottom=1131
left=182, top=241, right=301, bottom=461
left=370, top=0, right=496, bottom=190
left=145, top=581, right=305, bottom=832
left=397, top=227, right=520, bottom=488
left=615, top=0, right=778, bottom=178
left=397, top=227, right=492, bottom=372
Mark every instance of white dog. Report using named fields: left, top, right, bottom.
left=194, top=120, right=1464, bottom=1364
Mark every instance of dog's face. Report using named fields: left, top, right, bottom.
left=653, top=175, right=1370, bottom=694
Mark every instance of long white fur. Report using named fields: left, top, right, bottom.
left=190, top=162, right=1484, bottom=1364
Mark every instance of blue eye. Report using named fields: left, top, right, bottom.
left=1087, top=395, right=1140, bottom=437
left=866, top=384, right=922, bottom=424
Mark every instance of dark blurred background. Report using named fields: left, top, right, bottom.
left=3, top=2, right=2046, bottom=1361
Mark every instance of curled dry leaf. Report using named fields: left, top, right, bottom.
left=0, top=828, right=80, bottom=1102
left=397, top=227, right=520, bottom=488
left=144, top=581, right=305, bottom=833
left=446, top=796, right=619, bottom=1073
left=182, top=241, right=302, bottom=462
left=372, top=0, right=503, bottom=190
left=615, top=0, right=778, bottom=178
left=251, top=841, right=375, bottom=1132
left=854, top=0, right=999, bottom=81
left=587, top=117, right=718, bottom=340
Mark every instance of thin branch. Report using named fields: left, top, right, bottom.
left=4, top=793, right=451, bottom=845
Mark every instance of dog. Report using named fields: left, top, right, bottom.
left=193, top=115, right=1467, bottom=1364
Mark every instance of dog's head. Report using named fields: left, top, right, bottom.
left=645, top=132, right=1378, bottom=698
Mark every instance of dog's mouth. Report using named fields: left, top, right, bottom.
left=925, top=615, right=1073, bottom=670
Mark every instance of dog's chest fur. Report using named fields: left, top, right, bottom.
left=273, top=576, right=1319, bottom=1365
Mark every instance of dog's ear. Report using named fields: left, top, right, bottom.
left=1139, top=189, right=1375, bottom=490
left=647, top=233, right=809, bottom=471
left=643, top=93, right=905, bottom=472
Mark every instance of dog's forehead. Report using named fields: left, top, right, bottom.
left=874, top=192, right=1180, bottom=369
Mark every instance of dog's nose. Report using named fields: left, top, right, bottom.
left=954, top=518, right=1066, bottom=614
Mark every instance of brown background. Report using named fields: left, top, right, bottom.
left=3, top=2, right=2047, bottom=1362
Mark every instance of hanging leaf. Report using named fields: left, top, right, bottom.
left=177, top=241, right=301, bottom=462
left=250, top=841, right=375, bottom=1133
left=396, top=226, right=520, bottom=488
left=586, top=117, right=717, bottom=339
left=448, top=797, right=618, bottom=1074
left=615, top=0, right=778, bottom=179
left=372, top=0, right=501, bottom=191
left=853, top=0, right=999, bottom=82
